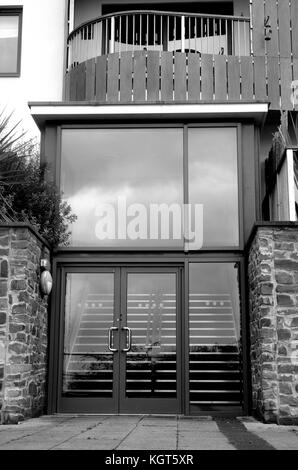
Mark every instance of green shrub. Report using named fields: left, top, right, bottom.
left=0, top=110, right=76, bottom=246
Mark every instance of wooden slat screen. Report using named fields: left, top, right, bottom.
left=278, top=0, right=291, bottom=58
left=251, top=0, right=297, bottom=111
left=187, top=54, right=200, bottom=102
left=252, top=0, right=265, bottom=56
left=67, top=52, right=269, bottom=105
left=214, top=55, right=227, bottom=101
left=200, top=54, right=213, bottom=101
left=133, top=51, right=146, bottom=102
left=265, top=0, right=279, bottom=57
left=174, top=53, right=186, bottom=102
left=95, top=56, right=107, bottom=102
left=240, top=56, right=254, bottom=101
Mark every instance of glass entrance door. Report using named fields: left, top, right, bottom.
left=59, top=269, right=120, bottom=413
left=58, top=267, right=181, bottom=414
left=119, top=269, right=180, bottom=413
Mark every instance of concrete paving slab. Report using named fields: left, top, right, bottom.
left=178, top=430, right=234, bottom=450
left=178, top=420, right=220, bottom=432
left=179, top=442, right=236, bottom=450
left=241, top=422, right=298, bottom=450
left=0, top=417, right=104, bottom=450
left=48, top=416, right=143, bottom=450
left=0, top=415, right=298, bottom=450
left=117, top=425, right=177, bottom=450
left=53, top=438, right=122, bottom=450
left=140, top=419, right=177, bottom=427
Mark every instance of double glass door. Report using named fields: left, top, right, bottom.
left=58, top=267, right=181, bottom=413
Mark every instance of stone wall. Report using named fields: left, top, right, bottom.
left=0, top=224, right=50, bottom=424
left=248, top=224, right=298, bottom=424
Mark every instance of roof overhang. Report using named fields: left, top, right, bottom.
left=29, top=102, right=269, bottom=128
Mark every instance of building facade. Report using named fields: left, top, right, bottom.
left=0, top=0, right=298, bottom=423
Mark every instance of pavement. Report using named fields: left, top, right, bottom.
left=0, top=415, right=297, bottom=450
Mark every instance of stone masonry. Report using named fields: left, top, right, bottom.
left=0, top=224, right=50, bottom=424
left=248, top=224, right=298, bottom=424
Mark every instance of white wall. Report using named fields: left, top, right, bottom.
left=0, top=0, right=67, bottom=138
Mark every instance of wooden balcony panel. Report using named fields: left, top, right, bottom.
left=133, top=51, right=146, bottom=101
left=66, top=51, right=273, bottom=107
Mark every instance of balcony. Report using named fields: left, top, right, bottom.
left=64, top=9, right=293, bottom=110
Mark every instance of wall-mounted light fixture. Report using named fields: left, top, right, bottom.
left=264, top=16, right=272, bottom=41
left=40, top=259, right=53, bottom=295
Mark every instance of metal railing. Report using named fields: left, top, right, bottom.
left=67, top=10, right=250, bottom=70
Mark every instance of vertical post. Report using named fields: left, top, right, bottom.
left=195, top=17, right=197, bottom=52
left=133, top=14, right=135, bottom=51
left=244, top=20, right=247, bottom=56
left=167, top=15, right=169, bottom=51
left=213, top=18, right=215, bottom=54
left=119, top=16, right=122, bottom=55
left=67, top=0, right=74, bottom=70
left=160, top=14, right=163, bottom=52
left=146, top=14, right=149, bottom=50
left=68, top=0, right=75, bottom=34
left=237, top=20, right=241, bottom=57
left=231, top=19, right=234, bottom=55
left=140, top=13, right=142, bottom=50
left=126, top=16, right=128, bottom=52
left=110, top=16, right=115, bottom=53
left=181, top=15, right=185, bottom=52
left=105, top=18, right=108, bottom=54
left=287, top=150, right=296, bottom=221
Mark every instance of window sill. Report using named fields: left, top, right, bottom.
left=0, top=72, right=21, bottom=77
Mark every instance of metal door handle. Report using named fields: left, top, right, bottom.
left=122, top=327, right=131, bottom=352
left=108, top=327, right=118, bottom=352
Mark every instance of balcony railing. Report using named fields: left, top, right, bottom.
left=67, top=10, right=250, bottom=70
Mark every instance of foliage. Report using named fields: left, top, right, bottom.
left=0, top=110, right=76, bottom=246
left=273, top=111, right=298, bottom=150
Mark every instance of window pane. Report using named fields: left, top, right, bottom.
left=126, top=273, right=177, bottom=398
left=63, top=273, right=115, bottom=397
left=188, top=128, right=239, bottom=247
left=0, top=15, right=19, bottom=73
left=61, top=128, right=184, bottom=247
left=189, top=263, right=243, bottom=409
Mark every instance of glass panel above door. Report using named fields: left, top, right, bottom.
left=60, top=126, right=240, bottom=250
left=63, top=273, right=115, bottom=397
left=188, top=127, right=239, bottom=247
left=61, top=128, right=184, bottom=248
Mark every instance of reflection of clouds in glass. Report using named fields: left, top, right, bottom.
left=61, top=127, right=239, bottom=247
left=61, top=128, right=184, bottom=246
left=65, top=183, right=183, bottom=245
left=189, top=128, right=238, bottom=247
left=62, top=129, right=183, bottom=194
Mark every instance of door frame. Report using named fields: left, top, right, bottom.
left=47, top=255, right=248, bottom=416
left=56, top=266, right=121, bottom=413
left=48, top=261, right=184, bottom=415
left=119, top=266, right=183, bottom=414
